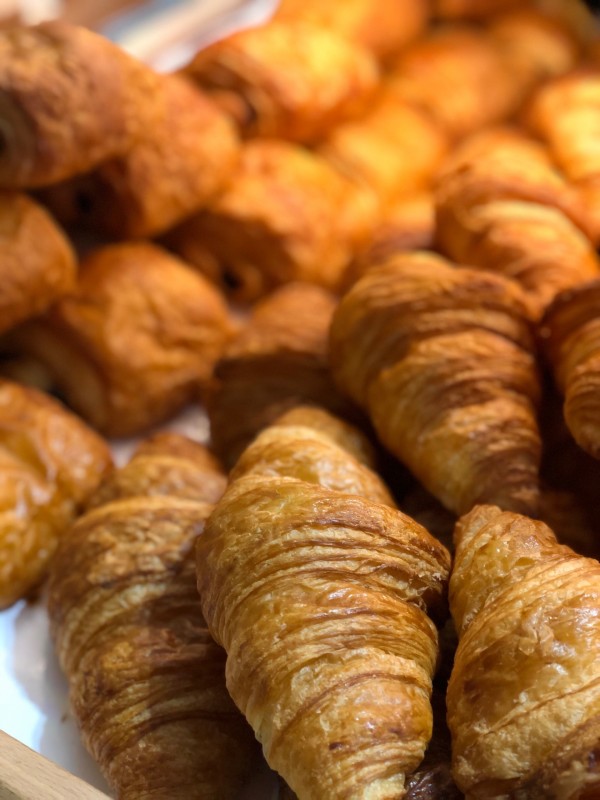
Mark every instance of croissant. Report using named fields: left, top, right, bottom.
left=37, top=74, right=239, bottom=240
left=433, top=0, right=523, bottom=19
left=272, top=0, right=429, bottom=62
left=207, top=283, right=363, bottom=468
left=540, top=278, right=600, bottom=460
left=0, top=191, right=75, bottom=336
left=329, top=251, right=542, bottom=516
left=524, top=69, right=600, bottom=245
left=435, top=125, right=600, bottom=316
left=198, top=407, right=451, bottom=799
left=163, top=140, right=378, bottom=303
left=184, top=20, right=378, bottom=143
left=448, top=503, right=600, bottom=798
left=0, top=379, right=111, bottom=609
left=0, top=21, right=158, bottom=188
left=5, top=242, right=234, bottom=438
left=47, top=433, right=259, bottom=799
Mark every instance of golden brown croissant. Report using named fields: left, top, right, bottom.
left=0, top=21, right=158, bottom=188
left=540, top=278, right=600, bottom=460
left=5, top=242, right=234, bottom=438
left=435, top=125, right=600, bottom=316
left=36, top=74, right=239, bottom=240
left=47, top=433, right=259, bottom=799
left=184, top=19, right=378, bottom=143
left=0, top=191, right=76, bottom=336
left=273, top=0, right=429, bottom=62
left=198, top=408, right=451, bottom=799
left=208, top=283, right=363, bottom=468
left=448, top=503, right=600, bottom=798
left=163, top=140, right=378, bottom=304
left=330, top=251, right=542, bottom=516
left=0, top=379, right=111, bottom=609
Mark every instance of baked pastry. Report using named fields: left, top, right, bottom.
left=47, top=433, right=258, bottom=799
left=184, top=20, right=378, bottom=143
left=208, top=283, right=363, bottom=467
left=0, top=379, right=111, bottom=609
left=448, top=503, right=600, bottom=798
left=273, top=0, right=429, bottom=62
left=198, top=408, right=451, bottom=799
left=540, top=278, right=600, bottom=460
left=330, top=251, right=542, bottom=516
left=0, top=191, right=76, bottom=336
left=435, top=125, right=599, bottom=316
left=163, top=140, right=378, bottom=303
left=37, top=74, right=239, bottom=239
left=433, top=0, right=522, bottom=18
left=0, top=21, right=158, bottom=188
left=6, top=242, right=234, bottom=438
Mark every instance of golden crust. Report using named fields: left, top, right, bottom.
left=0, top=379, right=111, bottom=608
left=330, top=252, right=541, bottom=516
left=207, top=283, right=363, bottom=468
left=9, top=242, right=234, bottom=438
left=433, top=0, right=524, bottom=19
left=164, top=140, right=378, bottom=303
left=435, top=126, right=599, bottom=316
left=273, top=0, right=430, bottom=62
left=38, top=74, right=239, bottom=239
left=0, top=21, right=159, bottom=188
left=540, top=278, right=600, bottom=460
left=448, top=504, right=600, bottom=798
left=198, top=424, right=451, bottom=799
left=184, top=20, right=379, bottom=143
left=0, top=191, right=76, bottom=335
left=48, top=436, right=258, bottom=799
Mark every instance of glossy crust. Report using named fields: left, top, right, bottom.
left=435, top=126, right=599, bottom=316
left=8, top=242, right=234, bottom=438
left=198, top=410, right=451, bottom=800
left=0, top=380, right=111, bottom=609
left=0, top=191, right=76, bottom=336
left=37, top=74, right=239, bottom=239
left=47, top=435, right=258, bottom=799
left=330, top=252, right=542, bottom=516
left=273, top=0, right=430, bottom=62
left=184, top=20, right=379, bottom=143
left=540, top=279, right=600, bottom=460
left=386, top=25, right=522, bottom=140
left=208, top=283, right=362, bottom=468
left=0, top=21, right=158, bottom=188
left=163, top=140, right=378, bottom=303
left=448, top=504, right=600, bottom=798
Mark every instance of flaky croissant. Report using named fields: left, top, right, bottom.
left=184, top=19, right=378, bottom=143
left=448, top=504, right=600, bottom=798
left=5, top=242, right=234, bottom=438
left=0, top=379, right=111, bottom=609
left=48, top=433, right=258, bottom=799
left=0, top=191, right=75, bottom=336
left=37, top=74, right=239, bottom=240
left=163, top=140, right=377, bottom=303
left=540, top=278, right=600, bottom=460
left=330, top=251, right=542, bottom=516
left=0, top=21, right=159, bottom=188
left=198, top=407, right=451, bottom=799
left=208, top=283, right=363, bottom=468
left=435, top=125, right=599, bottom=316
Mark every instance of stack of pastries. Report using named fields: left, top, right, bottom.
left=1, top=0, right=600, bottom=798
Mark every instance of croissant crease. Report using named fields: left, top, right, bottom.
left=448, top=504, right=600, bottom=798
left=330, top=251, right=542, bottom=516
left=540, top=278, right=600, bottom=460
left=48, top=433, right=258, bottom=799
left=198, top=407, right=451, bottom=799
left=5, top=242, right=234, bottom=437
left=0, top=379, right=111, bottom=608
left=0, top=21, right=159, bottom=188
